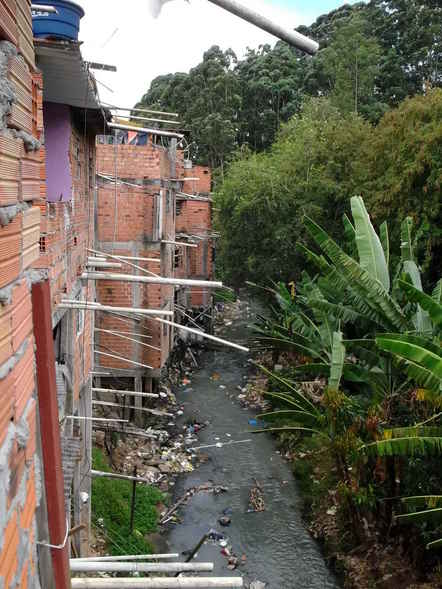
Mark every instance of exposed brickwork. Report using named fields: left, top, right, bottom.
left=0, top=3, right=98, bottom=584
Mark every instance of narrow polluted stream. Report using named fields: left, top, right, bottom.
left=166, top=300, right=340, bottom=588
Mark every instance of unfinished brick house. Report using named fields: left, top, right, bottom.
left=93, top=135, right=214, bottom=412
left=1, top=1, right=106, bottom=586
left=176, top=161, right=214, bottom=309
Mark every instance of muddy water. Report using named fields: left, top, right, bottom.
left=167, top=301, right=339, bottom=588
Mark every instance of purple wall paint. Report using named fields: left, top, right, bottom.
left=43, top=102, right=72, bottom=202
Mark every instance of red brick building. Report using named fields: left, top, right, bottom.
left=94, top=140, right=214, bottom=398
left=1, top=1, right=106, bottom=585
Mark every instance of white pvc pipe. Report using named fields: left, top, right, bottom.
left=82, top=272, right=223, bottom=289
left=101, top=103, right=179, bottom=118
left=88, top=248, right=160, bottom=279
left=96, top=255, right=161, bottom=263
left=107, top=122, right=184, bottom=140
left=70, top=562, right=214, bottom=573
left=31, top=4, right=58, bottom=13
left=162, top=241, right=198, bottom=249
left=72, top=554, right=179, bottom=562
left=71, top=579, right=243, bottom=588
left=60, top=302, right=172, bottom=317
left=114, top=114, right=181, bottom=126
left=92, top=388, right=158, bottom=399
left=208, top=0, right=319, bottom=54
left=153, top=318, right=250, bottom=353
left=87, top=262, right=123, bottom=269
left=95, top=328, right=162, bottom=352
left=94, top=350, right=153, bottom=370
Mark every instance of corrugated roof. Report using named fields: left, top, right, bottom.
left=34, top=38, right=100, bottom=109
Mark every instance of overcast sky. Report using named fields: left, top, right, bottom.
left=77, top=0, right=359, bottom=108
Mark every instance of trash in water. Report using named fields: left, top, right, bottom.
left=248, top=419, right=258, bottom=426
left=223, top=507, right=233, bottom=516
left=208, top=529, right=224, bottom=541
left=218, top=516, right=231, bottom=527
left=211, top=372, right=220, bottom=381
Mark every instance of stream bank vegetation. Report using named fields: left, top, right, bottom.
left=249, top=197, right=442, bottom=587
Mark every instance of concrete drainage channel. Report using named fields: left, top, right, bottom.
left=163, top=300, right=340, bottom=589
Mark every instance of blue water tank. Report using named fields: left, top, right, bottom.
left=32, top=1, right=85, bottom=41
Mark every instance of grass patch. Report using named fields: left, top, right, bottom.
left=91, top=447, right=164, bottom=555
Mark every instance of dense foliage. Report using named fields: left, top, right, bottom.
left=136, top=1, right=441, bottom=167
left=252, top=197, right=442, bottom=568
left=215, top=89, right=442, bottom=288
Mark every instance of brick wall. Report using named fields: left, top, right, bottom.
left=0, top=2, right=42, bottom=587
left=1, top=2, right=100, bottom=582
left=95, top=141, right=176, bottom=373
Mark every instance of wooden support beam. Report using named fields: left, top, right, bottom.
left=82, top=272, right=223, bottom=289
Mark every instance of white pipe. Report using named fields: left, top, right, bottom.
left=153, top=318, right=250, bottom=353
left=92, top=400, right=173, bottom=417
left=87, top=262, right=123, bottom=269
left=95, top=255, right=160, bottom=263
left=94, top=329, right=153, bottom=340
left=114, top=114, right=181, bottom=126
left=70, top=562, right=214, bottom=573
left=60, top=302, right=172, bottom=317
left=72, top=555, right=179, bottom=562
left=65, top=416, right=128, bottom=423
left=82, top=272, right=223, bottom=289
left=101, top=103, right=179, bottom=118
left=92, top=388, right=158, bottom=399
left=72, top=575, right=242, bottom=588
left=94, top=350, right=153, bottom=370
left=88, top=248, right=160, bottom=279
left=107, top=122, right=184, bottom=140
left=31, top=4, right=58, bottom=13
left=95, top=329, right=161, bottom=352
left=207, top=0, right=319, bottom=54
left=162, top=241, right=198, bottom=248
left=89, top=470, right=159, bottom=484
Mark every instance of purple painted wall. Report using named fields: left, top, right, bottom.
left=43, top=102, right=72, bottom=202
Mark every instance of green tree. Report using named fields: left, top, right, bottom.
left=319, top=15, right=385, bottom=120
left=215, top=99, right=371, bottom=287
left=360, top=89, right=442, bottom=285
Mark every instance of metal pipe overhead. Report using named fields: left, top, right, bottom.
left=82, top=272, right=223, bottom=289
left=207, top=0, right=319, bottom=54
left=114, top=114, right=181, bottom=126
left=70, top=562, right=214, bottom=573
left=71, top=578, right=243, bottom=588
left=101, top=103, right=179, bottom=118
left=107, top=122, right=184, bottom=140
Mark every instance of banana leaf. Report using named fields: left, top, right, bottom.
left=360, top=436, right=442, bottom=457
left=401, top=216, right=415, bottom=263
left=396, top=507, right=442, bottom=525
left=376, top=334, right=442, bottom=382
left=402, top=496, right=442, bottom=509
left=380, top=221, right=390, bottom=269
left=351, top=196, right=390, bottom=292
left=400, top=280, right=442, bottom=330
left=257, top=410, right=321, bottom=428
left=329, top=331, right=345, bottom=390
left=432, top=280, right=442, bottom=304
left=403, top=261, right=432, bottom=334
left=304, top=216, right=407, bottom=331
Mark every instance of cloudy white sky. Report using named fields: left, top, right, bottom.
left=76, top=0, right=359, bottom=108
